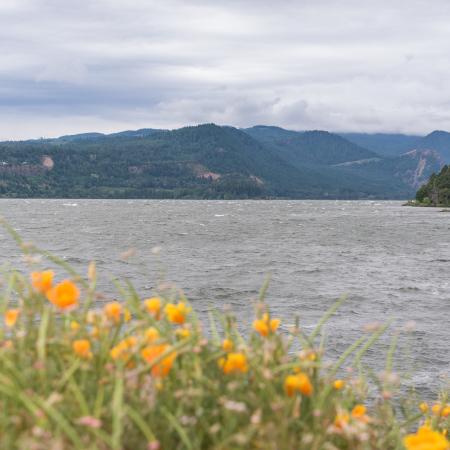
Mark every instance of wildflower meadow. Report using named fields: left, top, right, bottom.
left=0, top=223, right=448, bottom=450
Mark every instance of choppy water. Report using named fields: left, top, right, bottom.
left=0, top=199, right=449, bottom=396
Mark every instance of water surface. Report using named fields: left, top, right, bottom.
left=0, top=199, right=448, bottom=395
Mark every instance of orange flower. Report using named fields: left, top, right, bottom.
left=351, top=404, right=369, bottom=423
left=284, top=373, right=313, bottom=397
left=31, top=270, right=54, bottom=294
left=432, top=403, right=450, bottom=417
left=334, top=412, right=350, bottom=429
left=141, top=344, right=177, bottom=377
left=165, top=302, right=190, bottom=325
left=124, top=336, right=137, bottom=347
left=144, top=297, right=162, bottom=319
left=222, top=338, right=234, bottom=352
left=104, top=302, right=123, bottom=323
left=219, top=352, right=249, bottom=374
left=46, top=280, right=79, bottom=310
left=333, top=379, right=345, bottom=390
left=253, top=313, right=280, bottom=337
left=404, top=425, right=449, bottom=450
left=4, top=309, right=20, bottom=328
left=72, top=339, right=92, bottom=359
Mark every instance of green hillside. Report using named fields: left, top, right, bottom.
left=245, top=126, right=377, bottom=165
left=0, top=124, right=323, bottom=199
left=244, top=126, right=441, bottom=197
left=415, top=165, right=450, bottom=205
left=0, top=124, right=442, bottom=199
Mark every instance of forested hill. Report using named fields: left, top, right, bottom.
left=415, top=165, right=450, bottom=205
left=245, top=126, right=378, bottom=165
left=0, top=124, right=444, bottom=199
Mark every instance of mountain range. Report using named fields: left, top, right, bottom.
left=0, top=124, right=448, bottom=199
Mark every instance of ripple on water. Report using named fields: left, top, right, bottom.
left=0, top=199, right=449, bottom=395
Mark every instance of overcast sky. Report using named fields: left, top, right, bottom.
left=1, top=0, right=450, bottom=140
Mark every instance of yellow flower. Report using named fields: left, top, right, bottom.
left=46, top=280, right=80, bottom=310
left=145, top=327, right=160, bottom=343
left=110, top=343, right=126, bottom=360
left=431, top=403, right=450, bottom=417
left=144, top=297, right=162, bottom=319
left=253, top=313, right=280, bottom=337
left=110, top=336, right=137, bottom=361
left=31, top=270, right=54, bottom=294
left=419, top=402, right=429, bottom=413
left=404, top=425, right=449, bottom=450
left=165, top=302, right=190, bottom=324
left=4, top=309, right=20, bottom=328
left=333, top=379, right=345, bottom=390
left=222, top=338, right=234, bottom=352
left=351, top=404, right=369, bottom=423
left=141, top=344, right=177, bottom=377
left=124, top=308, right=131, bottom=322
left=70, top=321, right=81, bottom=332
left=284, top=373, right=313, bottom=397
left=72, top=339, right=92, bottom=359
left=104, top=302, right=123, bottom=323
left=219, top=352, right=249, bottom=375
left=432, top=403, right=444, bottom=416
left=299, top=350, right=317, bottom=361
left=175, top=327, right=191, bottom=339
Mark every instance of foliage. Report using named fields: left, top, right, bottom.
left=245, top=126, right=378, bottom=165
left=0, top=227, right=448, bottom=449
left=0, top=124, right=438, bottom=199
left=416, top=165, right=450, bottom=206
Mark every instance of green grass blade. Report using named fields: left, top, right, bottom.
left=112, top=369, right=124, bottom=450
left=310, top=295, right=346, bottom=342
left=161, top=407, right=193, bottom=450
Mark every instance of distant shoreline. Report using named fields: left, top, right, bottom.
left=404, top=200, right=450, bottom=210
left=0, top=197, right=408, bottom=201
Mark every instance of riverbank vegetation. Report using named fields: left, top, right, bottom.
left=0, top=124, right=436, bottom=200
left=414, top=165, right=450, bottom=206
left=0, top=228, right=448, bottom=449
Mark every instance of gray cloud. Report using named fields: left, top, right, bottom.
left=1, top=0, right=450, bottom=139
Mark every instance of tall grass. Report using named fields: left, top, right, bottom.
left=0, top=224, right=448, bottom=449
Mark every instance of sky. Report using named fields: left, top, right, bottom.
left=1, top=0, right=450, bottom=140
